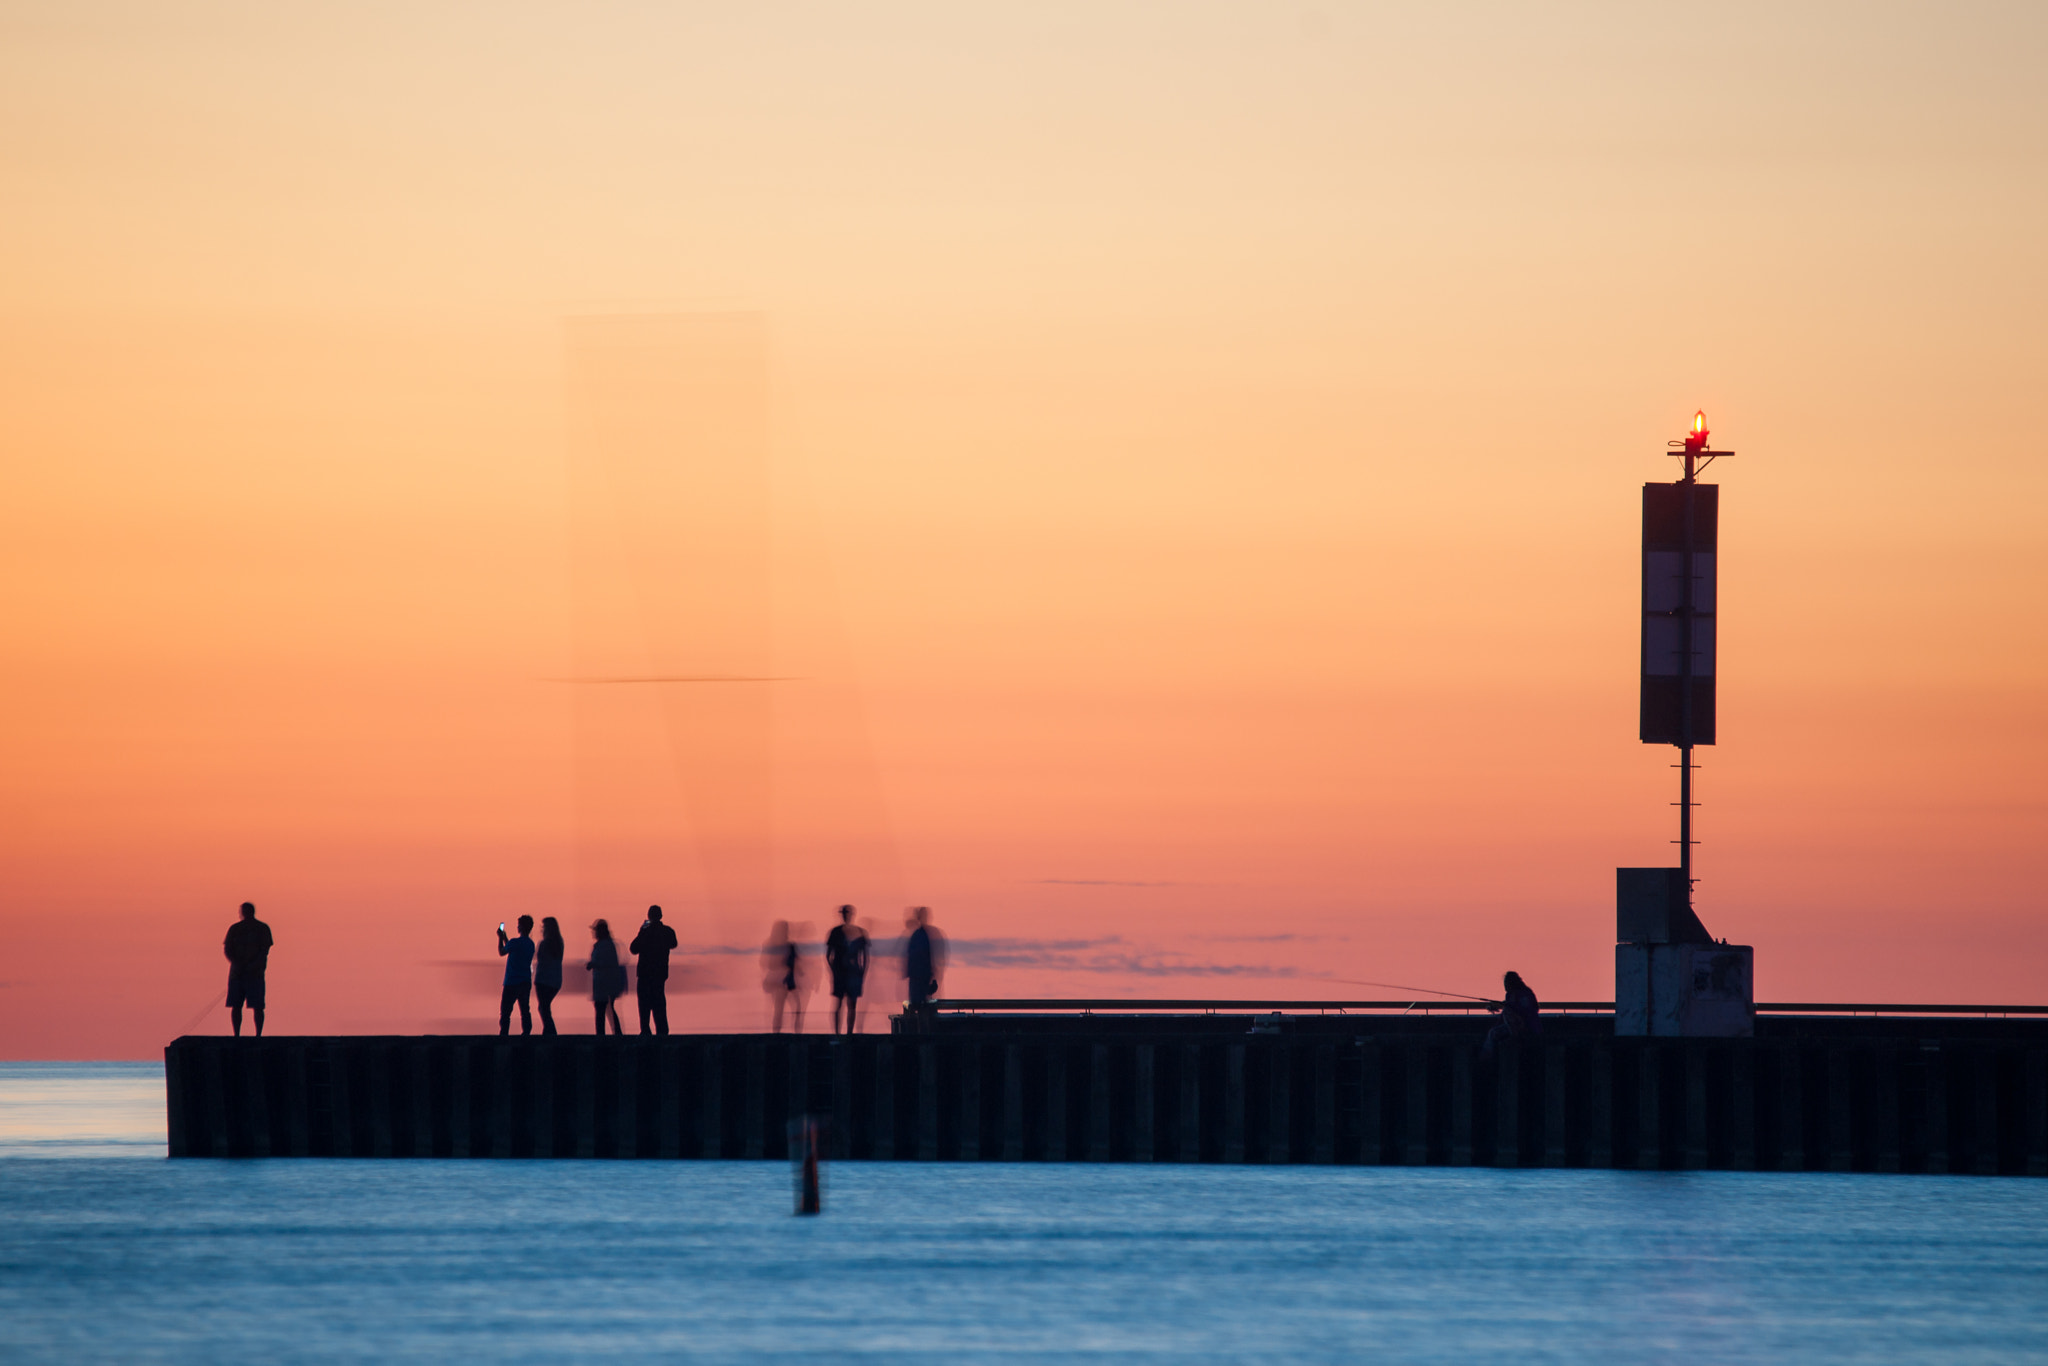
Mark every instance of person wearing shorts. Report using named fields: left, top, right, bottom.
left=825, top=905, right=868, bottom=1035
left=223, top=902, right=273, bottom=1038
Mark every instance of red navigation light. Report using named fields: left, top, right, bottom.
left=1684, top=410, right=1709, bottom=451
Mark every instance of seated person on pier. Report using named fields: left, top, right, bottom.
left=1482, top=971, right=1540, bottom=1059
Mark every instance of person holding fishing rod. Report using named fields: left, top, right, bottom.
left=1482, top=971, right=1541, bottom=1059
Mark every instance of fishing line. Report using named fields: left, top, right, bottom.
left=171, top=989, right=226, bottom=1038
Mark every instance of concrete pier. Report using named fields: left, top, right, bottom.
left=166, top=1016, right=2048, bottom=1175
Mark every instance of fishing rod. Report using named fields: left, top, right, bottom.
left=1318, top=977, right=1500, bottom=1004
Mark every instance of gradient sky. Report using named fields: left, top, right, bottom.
left=2, top=2, right=2044, bottom=1057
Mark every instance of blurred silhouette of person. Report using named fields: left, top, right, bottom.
left=825, top=905, right=869, bottom=1036
left=763, top=921, right=804, bottom=1033
left=588, top=919, right=626, bottom=1036
left=535, top=917, right=565, bottom=1036
left=1482, top=970, right=1541, bottom=1059
left=630, top=904, right=678, bottom=1036
left=498, top=915, right=536, bottom=1037
left=222, top=901, right=273, bottom=1038
left=904, top=905, right=945, bottom=1030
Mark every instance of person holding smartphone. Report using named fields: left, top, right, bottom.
left=497, top=915, right=536, bottom=1037
left=628, top=905, right=678, bottom=1036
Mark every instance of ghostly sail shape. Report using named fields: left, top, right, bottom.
left=566, top=314, right=774, bottom=923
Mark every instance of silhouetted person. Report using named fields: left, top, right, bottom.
left=1482, top=970, right=1541, bottom=1059
left=630, top=905, right=678, bottom=1035
left=904, top=905, right=944, bottom=1030
left=764, top=920, right=804, bottom=1033
left=535, top=917, right=565, bottom=1036
left=498, top=915, right=535, bottom=1036
left=825, top=904, right=869, bottom=1035
left=223, top=902, right=273, bottom=1038
left=589, top=919, right=626, bottom=1036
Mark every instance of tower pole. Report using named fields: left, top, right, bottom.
left=1677, top=426, right=1701, bottom=910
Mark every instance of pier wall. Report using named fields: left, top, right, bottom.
left=166, top=1023, right=2047, bottom=1175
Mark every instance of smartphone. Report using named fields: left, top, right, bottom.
left=498, top=922, right=505, bottom=933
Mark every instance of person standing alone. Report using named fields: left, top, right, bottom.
left=629, top=905, right=678, bottom=1035
left=223, top=902, right=273, bottom=1038
left=498, top=915, right=536, bottom=1037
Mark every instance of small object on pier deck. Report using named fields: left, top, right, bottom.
left=792, top=1116, right=823, bottom=1215
left=1249, top=1012, right=1283, bottom=1035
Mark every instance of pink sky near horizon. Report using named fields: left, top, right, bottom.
left=2, top=3, right=2044, bottom=1057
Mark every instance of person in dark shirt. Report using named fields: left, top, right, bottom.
left=222, top=902, right=273, bottom=1038
left=498, top=915, right=536, bottom=1037
left=535, top=917, right=565, bottom=1036
left=588, top=919, right=625, bottom=1036
left=762, top=921, right=803, bottom=1033
left=825, top=905, right=869, bottom=1036
left=1482, top=970, right=1541, bottom=1059
left=903, top=905, right=944, bottom=1031
left=628, top=905, right=678, bottom=1036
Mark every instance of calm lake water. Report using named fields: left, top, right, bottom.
left=4, top=1063, right=2046, bottom=1363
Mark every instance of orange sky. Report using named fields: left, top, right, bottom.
left=2, top=3, right=2044, bottom=1057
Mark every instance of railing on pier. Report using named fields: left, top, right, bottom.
left=931, top=999, right=2048, bottom=1018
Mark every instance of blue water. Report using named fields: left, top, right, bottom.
left=4, top=1065, right=2047, bottom=1363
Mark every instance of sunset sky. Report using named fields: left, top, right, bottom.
left=3, top=2, right=2044, bottom=1057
